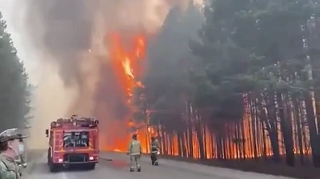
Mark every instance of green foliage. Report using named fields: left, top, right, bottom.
left=0, top=12, right=31, bottom=131
left=188, top=0, right=320, bottom=122
left=134, top=0, right=320, bottom=129
left=131, top=0, right=320, bottom=165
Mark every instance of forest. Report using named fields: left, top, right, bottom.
left=0, top=12, right=31, bottom=132
left=132, top=0, right=320, bottom=175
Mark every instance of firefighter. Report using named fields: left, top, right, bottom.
left=127, top=133, right=142, bottom=172
left=150, top=136, right=160, bottom=165
left=0, top=128, right=27, bottom=179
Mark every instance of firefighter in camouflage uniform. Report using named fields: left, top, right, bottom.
left=0, top=128, right=27, bottom=179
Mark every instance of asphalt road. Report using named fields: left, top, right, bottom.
left=24, top=152, right=296, bottom=179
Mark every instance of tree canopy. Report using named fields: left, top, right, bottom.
left=0, top=12, right=30, bottom=131
left=133, top=0, right=320, bottom=170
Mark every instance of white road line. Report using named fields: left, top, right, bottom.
left=61, top=172, right=69, bottom=179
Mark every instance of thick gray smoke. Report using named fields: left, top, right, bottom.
left=25, top=0, right=127, bottom=118
left=24, top=0, right=189, bottom=115
left=20, top=0, right=192, bottom=149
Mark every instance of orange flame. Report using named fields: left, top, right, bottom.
left=105, top=32, right=147, bottom=151
left=105, top=32, right=312, bottom=158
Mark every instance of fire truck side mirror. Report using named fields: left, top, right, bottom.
left=45, top=129, right=49, bottom=137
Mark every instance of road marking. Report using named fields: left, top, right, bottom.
left=61, top=172, right=69, bottom=179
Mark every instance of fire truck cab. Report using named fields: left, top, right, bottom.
left=45, top=115, right=99, bottom=172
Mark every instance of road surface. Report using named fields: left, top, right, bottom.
left=25, top=152, right=295, bottom=179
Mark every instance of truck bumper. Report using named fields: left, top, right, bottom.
left=54, top=160, right=98, bottom=164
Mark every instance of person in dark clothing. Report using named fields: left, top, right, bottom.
left=150, top=136, right=160, bottom=165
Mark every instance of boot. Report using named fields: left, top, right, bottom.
left=151, top=155, right=154, bottom=165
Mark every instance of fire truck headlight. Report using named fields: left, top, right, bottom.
left=58, top=159, right=63, bottom=163
left=89, top=157, right=94, bottom=160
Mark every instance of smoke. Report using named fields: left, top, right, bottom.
left=12, top=0, right=190, bottom=149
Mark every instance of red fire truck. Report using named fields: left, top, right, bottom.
left=45, top=115, right=99, bottom=172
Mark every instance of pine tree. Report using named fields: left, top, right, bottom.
left=0, top=12, right=30, bottom=131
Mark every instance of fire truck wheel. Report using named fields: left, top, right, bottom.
left=47, top=148, right=50, bottom=165
left=49, top=164, right=60, bottom=172
left=86, top=163, right=96, bottom=170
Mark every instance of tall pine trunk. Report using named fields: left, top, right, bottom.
left=293, top=97, right=304, bottom=164
left=277, top=93, right=295, bottom=166
left=304, top=92, right=320, bottom=167
left=259, top=94, right=281, bottom=162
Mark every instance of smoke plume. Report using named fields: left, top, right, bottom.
left=14, top=0, right=190, bottom=149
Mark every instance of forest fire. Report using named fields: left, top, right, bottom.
left=105, top=32, right=149, bottom=152
left=22, top=0, right=317, bottom=168
left=149, top=95, right=312, bottom=159
left=104, top=32, right=307, bottom=157
left=103, top=32, right=312, bottom=159
left=100, top=28, right=312, bottom=161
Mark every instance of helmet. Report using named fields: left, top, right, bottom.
left=71, top=114, right=77, bottom=119
left=132, top=134, right=137, bottom=139
left=151, top=136, right=155, bottom=140
left=0, top=128, right=28, bottom=143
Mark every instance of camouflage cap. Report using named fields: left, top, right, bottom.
left=0, top=128, right=28, bottom=143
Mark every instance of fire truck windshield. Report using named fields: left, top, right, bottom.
left=63, top=131, right=89, bottom=148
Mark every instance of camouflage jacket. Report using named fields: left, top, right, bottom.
left=128, top=139, right=142, bottom=156
left=0, top=154, right=20, bottom=179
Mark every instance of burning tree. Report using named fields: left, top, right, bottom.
left=133, top=0, right=320, bottom=169
left=105, top=32, right=149, bottom=151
